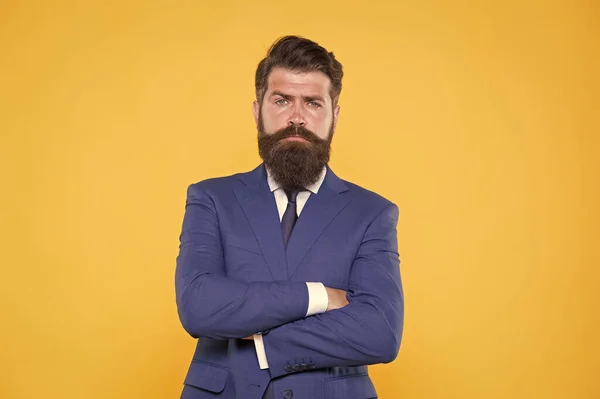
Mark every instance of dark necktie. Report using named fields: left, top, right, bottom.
left=281, top=190, right=300, bottom=247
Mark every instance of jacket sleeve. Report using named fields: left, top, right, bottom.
left=175, top=183, right=310, bottom=340
left=262, top=203, right=404, bottom=378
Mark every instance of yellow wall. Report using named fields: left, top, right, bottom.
left=1, top=1, right=598, bottom=398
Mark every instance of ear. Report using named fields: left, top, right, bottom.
left=252, top=101, right=259, bottom=126
left=333, top=104, right=341, bottom=129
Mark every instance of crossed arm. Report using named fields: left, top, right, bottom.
left=175, top=184, right=403, bottom=375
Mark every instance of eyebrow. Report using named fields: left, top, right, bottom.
left=269, top=91, right=326, bottom=103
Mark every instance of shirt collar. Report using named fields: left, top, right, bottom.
left=266, top=166, right=327, bottom=195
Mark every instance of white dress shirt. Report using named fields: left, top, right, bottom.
left=253, top=167, right=330, bottom=369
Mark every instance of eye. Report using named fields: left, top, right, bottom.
left=307, top=101, right=321, bottom=108
left=275, top=99, right=289, bottom=105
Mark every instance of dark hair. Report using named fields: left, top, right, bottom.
left=255, top=35, right=344, bottom=105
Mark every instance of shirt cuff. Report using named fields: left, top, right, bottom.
left=253, top=334, right=269, bottom=369
left=305, top=282, right=329, bottom=317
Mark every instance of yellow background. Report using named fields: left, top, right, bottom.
left=1, top=1, right=598, bottom=398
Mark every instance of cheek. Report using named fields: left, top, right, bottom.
left=311, top=113, right=333, bottom=139
left=261, top=107, right=287, bottom=131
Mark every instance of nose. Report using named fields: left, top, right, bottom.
left=287, top=104, right=306, bottom=127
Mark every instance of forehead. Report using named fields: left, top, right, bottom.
left=266, top=67, right=331, bottom=98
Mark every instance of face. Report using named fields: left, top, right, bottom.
left=253, top=67, right=340, bottom=139
left=253, top=68, right=341, bottom=191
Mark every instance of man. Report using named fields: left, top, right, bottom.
left=175, top=35, right=403, bottom=399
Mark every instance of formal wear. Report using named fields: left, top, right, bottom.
left=254, top=167, right=330, bottom=371
left=175, top=164, right=403, bottom=399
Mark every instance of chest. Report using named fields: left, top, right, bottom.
left=220, top=211, right=363, bottom=290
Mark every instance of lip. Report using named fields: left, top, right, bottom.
left=282, top=136, right=308, bottom=142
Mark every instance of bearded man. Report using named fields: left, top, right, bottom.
left=175, top=35, right=404, bottom=399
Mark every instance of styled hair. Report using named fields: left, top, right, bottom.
left=255, top=35, right=344, bottom=105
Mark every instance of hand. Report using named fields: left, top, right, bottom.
left=325, top=287, right=349, bottom=311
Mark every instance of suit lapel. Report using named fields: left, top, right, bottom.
left=234, top=165, right=288, bottom=281
left=286, top=167, right=351, bottom=278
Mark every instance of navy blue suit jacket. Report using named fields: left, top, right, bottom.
left=175, top=164, right=403, bottom=399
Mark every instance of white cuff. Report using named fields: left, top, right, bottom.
left=305, top=282, right=329, bottom=317
left=253, top=334, right=269, bottom=369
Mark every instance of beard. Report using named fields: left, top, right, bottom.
left=257, top=115, right=333, bottom=192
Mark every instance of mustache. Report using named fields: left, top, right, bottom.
left=266, top=125, right=324, bottom=143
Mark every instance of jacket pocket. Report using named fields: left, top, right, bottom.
left=323, top=374, right=378, bottom=398
left=184, top=360, right=229, bottom=393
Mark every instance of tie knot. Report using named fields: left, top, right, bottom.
left=284, top=190, right=300, bottom=203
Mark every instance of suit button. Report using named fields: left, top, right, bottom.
left=309, top=364, right=316, bottom=369
left=284, top=365, right=292, bottom=373
left=291, top=364, right=300, bottom=371
left=300, top=363, right=308, bottom=371
left=283, top=389, right=293, bottom=399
